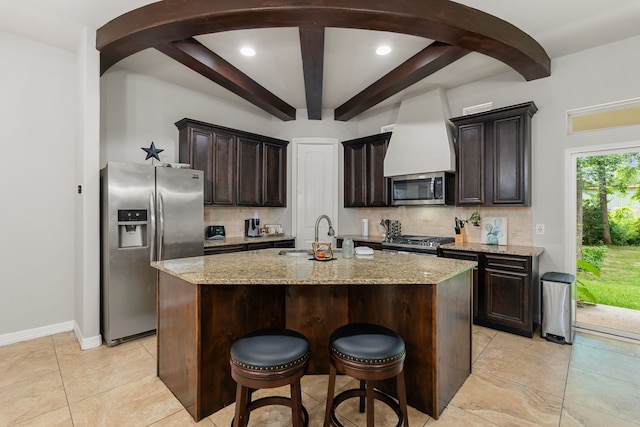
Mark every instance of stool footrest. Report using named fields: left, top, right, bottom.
left=329, top=387, right=405, bottom=427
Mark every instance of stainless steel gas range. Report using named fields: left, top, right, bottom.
left=381, top=235, right=455, bottom=256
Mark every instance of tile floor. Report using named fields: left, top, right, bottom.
left=1, top=326, right=639, bottom=426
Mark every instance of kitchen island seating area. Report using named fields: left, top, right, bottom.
left=230, top=328, right=311, bottom=427
left=153, top=250, right=474, bottom=421
left=324, top=323, right=409, bottom=427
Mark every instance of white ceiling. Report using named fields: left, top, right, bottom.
left=2, top=0, right=640, bottom=116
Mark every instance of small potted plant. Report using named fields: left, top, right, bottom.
left=469, top=210, right=481, bottom=227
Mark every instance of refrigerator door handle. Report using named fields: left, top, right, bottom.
left=158, top=192, right=165, bottom=261
left=149, top=193, right=157, bottom=262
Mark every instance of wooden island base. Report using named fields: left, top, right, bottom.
left=157, top=270, right=472, bottom=422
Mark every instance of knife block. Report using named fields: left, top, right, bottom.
left=455, top=228, right=466, bottom=245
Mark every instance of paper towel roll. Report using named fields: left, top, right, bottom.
left=362, top=218, right=369, bottom=237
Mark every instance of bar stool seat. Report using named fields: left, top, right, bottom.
left=230, top=328, right=311, bottom=427
left=324, top=323, right=409, bottom=427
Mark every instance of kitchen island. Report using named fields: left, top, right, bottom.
left=152, top=249, right=475, bottom=421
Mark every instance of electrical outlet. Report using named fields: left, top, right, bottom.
left=536, top=224, right=545, bottom=235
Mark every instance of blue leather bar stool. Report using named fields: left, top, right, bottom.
left=323, top=323, right=409, bottom=427
left=230, top=328, right=311, bottom=427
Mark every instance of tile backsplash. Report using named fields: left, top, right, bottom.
left=354, top=206, right=533, bottom=246
left=204, top=207, right=289, bottom=237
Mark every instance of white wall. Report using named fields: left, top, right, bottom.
left=0, top=31, right=77, bottom=338
left=100, top=68, right=275, bottom=166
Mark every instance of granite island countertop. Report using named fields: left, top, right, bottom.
left=440, top=242, right=544, bottom=257
left=152, top=248, right=476, bottom=286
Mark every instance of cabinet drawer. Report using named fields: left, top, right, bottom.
left=204, top=245, right=246, bottom=255
left=484, top=255, right=530, bottom=272
left=439, top=249, right=480, bottom=262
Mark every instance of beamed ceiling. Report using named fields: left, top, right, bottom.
left=97, top=0, right=551, bottom=121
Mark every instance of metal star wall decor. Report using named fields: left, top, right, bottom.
left=141, top=141, right=164, bottom=161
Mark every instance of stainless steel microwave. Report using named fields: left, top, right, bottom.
left=390, top=172, right=455, bottom=206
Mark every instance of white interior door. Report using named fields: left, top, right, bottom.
left=293, top=138, right=339, bottom=249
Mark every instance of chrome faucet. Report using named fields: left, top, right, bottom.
left=314, top=214, right=335, bottom=242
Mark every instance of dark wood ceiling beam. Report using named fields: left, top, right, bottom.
left=299, top=27, right=325, bottom=120
left=156, top=38, right=296, bottom=121
left=334, top=42, right=470, bottom=121
left=97, top=0, right=550, bottom=82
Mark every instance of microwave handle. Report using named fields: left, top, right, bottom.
left=431, top=178, right=435, bottom=196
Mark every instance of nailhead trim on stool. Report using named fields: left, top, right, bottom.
left=323, top=323, right=409, bottom=427
left=230, top=328, right=311, bottom=427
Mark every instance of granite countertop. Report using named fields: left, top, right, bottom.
left=152, top=249, right=476, bottom=286
left=204, top=234, right=295, bottom=248
left=440, top=242, right=545, bottom=257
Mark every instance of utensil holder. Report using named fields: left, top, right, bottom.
left=455, top=229, right=466, bottom=245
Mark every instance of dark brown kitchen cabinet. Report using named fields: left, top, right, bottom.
left=204, top=239, right=295, bottom=255
left=176, top=118, right=288, bottom=207
left=342, top=132, right=392, bottom=208
left=451, top=102, right=537, bottom=207
left=439, top=249, right=539, bottom=337
left=335, top=238, right=382, bottom=251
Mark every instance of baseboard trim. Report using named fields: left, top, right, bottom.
left=0, top=321, right=103, bottom=350
left=74, top=322, right=102, bottom=350
left=0, top=321, right=74, bottom=347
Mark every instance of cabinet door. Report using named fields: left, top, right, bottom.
left=484, top=267, right=531, bottom=335
left=211, top=131, right=236, bottom=205
left=263, top=141, right=287, bottom=207
left=492, top=115, right=528, bottom=205
left=236, top=136, right=262, bottom=206
left=344, top=142, right=367, bottom=207
left=456, top=123, right=485, bottom=205
left=367, top=138, right=390, bottom=207
left=184, top=128, right=214, bottom=205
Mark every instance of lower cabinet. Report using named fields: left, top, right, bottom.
left=204, top=239, right=295, bottom=255
left=440, top=249, right=539, bottom=337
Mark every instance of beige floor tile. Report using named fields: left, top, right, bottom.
left=0, top=371, right=68, bottom=426
left=472, top=325, right=497, bottom=363
left=472, top=331, right=571, bottom=398
left=450, top=370, right=562, bottom=426
left=0, top=336, right=53, bottom=361
left=69, top=375, right=184, bottom=426
left=140, top=333, right=158, bottom=359
left=426, top=404, right=497, bottom=426
left=150, top=409, right=215, bottom=426
left=51, top=331, right=80, bottom=348
left=560, top=399, right=639, bottom=427
left=577, top=304, right=640, bottom=336
left=12, top=406, right=73, bottom=427
left=56, top=340, right=156, bottom=402
left=0, top=346, right=59, bottom=389
left=564, top=367, right=640, bottom=424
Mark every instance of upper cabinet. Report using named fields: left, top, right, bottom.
left=342, top=132, right=392, bottom=208
left=176, top=119, right=288, bottom=207
left=451, top=102, right=537, bottom=206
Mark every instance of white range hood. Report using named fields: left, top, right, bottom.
left=384, top=88, right=456, bottom=177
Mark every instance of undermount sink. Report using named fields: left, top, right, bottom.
left=277, top=249, right=342, bottom=257
left=277, top=249, right=313, bottom=257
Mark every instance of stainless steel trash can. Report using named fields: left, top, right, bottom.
left=541, top=272, right=576, bottom=344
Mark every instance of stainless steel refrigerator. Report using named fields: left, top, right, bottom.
left=100, top=161, right=204, bottom=346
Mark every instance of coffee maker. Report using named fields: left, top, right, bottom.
left=245, top=218, right=261, bottom=237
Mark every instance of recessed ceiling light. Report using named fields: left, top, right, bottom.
left=376, top=45, right=391, bottom=55
left=240, top=47, right=256, bottom=57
